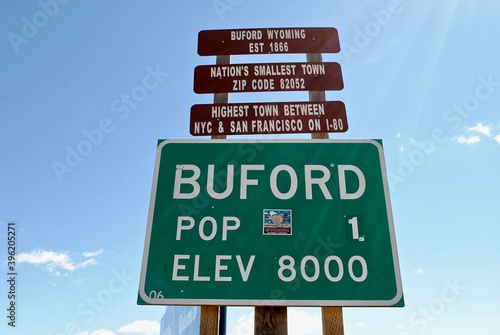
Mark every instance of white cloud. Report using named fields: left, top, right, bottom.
left=355, top=322, right=367, bottom=327
left=118, top=320, right=160, bottom=335
left=414, top=268, right=426, bottom=275
left=494, top=135, right=500, bottom=143
left=18, top=249, right=102, bottom=276
left=467, top=122, right=492, bottom=137
left=229, top=311, right=254, bottom=335
left=77, top=331, right=116, bottom=335
left=456, top=135, right=480, bottom=144
left=83, top=249, right=104, bottom=258
left=90, top=331, right=116, bottom=335
left=288, top=308, right=322, bottom=335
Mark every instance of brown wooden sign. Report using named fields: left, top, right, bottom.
left=193, top=62, right=343, bottom=94
left=190, top=101, right=348, bottom=136
left=198, top=27, right=340, bottom=56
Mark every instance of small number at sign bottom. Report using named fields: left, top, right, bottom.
left=149, top=290, right=164, bottom=299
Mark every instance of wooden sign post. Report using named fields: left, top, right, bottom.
left=200, top=306, right=221, bottom=335
left=255, top=306, right=287, bottom=335
left=200, top=54, right=231, bottom=335
left=307, top=52, right=344, bottom=335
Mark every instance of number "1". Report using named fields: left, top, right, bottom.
left=348, top=216, right=360, bottom=240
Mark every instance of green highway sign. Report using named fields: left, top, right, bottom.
left=138, top=139, right=403, bottom=307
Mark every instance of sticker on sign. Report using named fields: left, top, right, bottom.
left=138, top=139, right=403, bottom=307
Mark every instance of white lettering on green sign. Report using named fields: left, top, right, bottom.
left=173, top=164, right=366, bottom=200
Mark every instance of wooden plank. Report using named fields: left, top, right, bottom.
left=322, top=307, right=344, bottom=335
left=254, top=306, right=288, bottom=335
left=211, top=54, right=230, bottom=139
left=307, top=53, right=329, bottom=140
left=202, top=55, right=229, bottom=335
left=200, top=306, right=220, bottom=335
left=308, top=53, right=345, bottom=335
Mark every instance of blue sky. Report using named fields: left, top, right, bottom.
left=1, top=0, right=499, bottom=334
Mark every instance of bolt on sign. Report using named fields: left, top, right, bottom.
left=197, top=27, right=340, bottom=56
left=193, top=62, right=343, bottom=94
left=190, top=101, right=348, bottom=136
left=138, top=139, right=404, bottom=307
